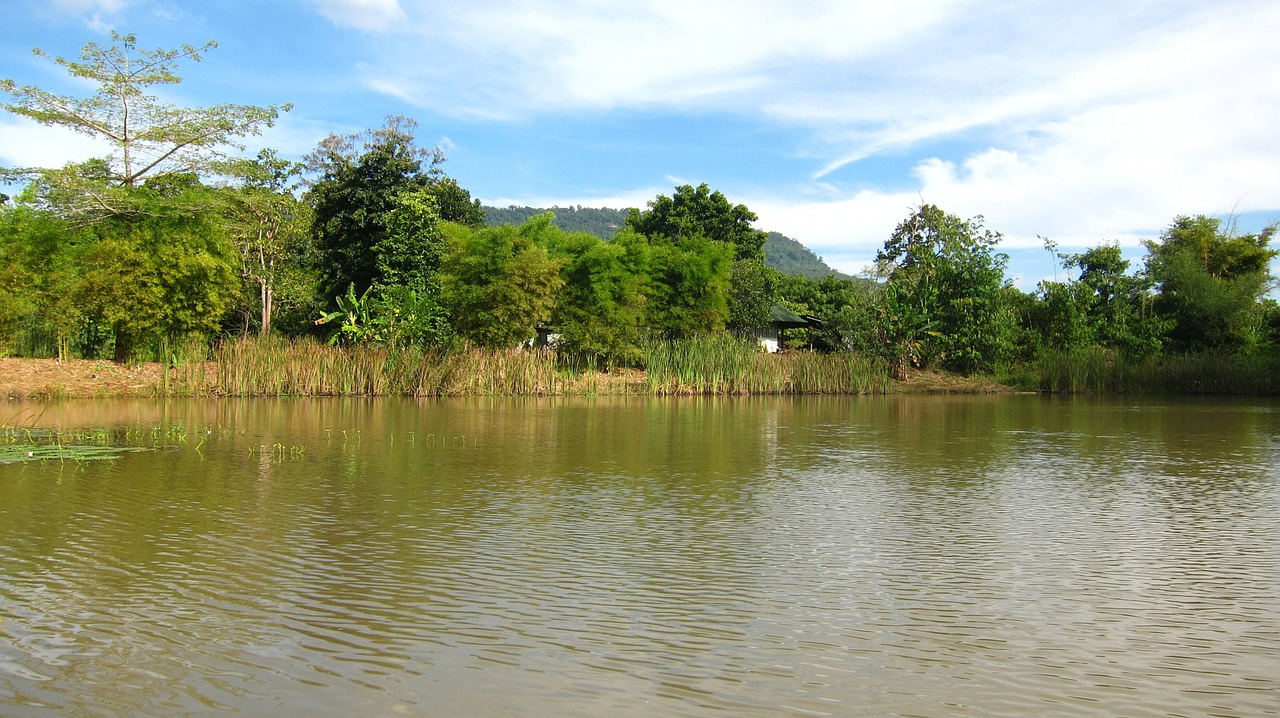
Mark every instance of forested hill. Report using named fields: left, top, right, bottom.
left=482, top=205, right=628, bottom=238
left=762, top=232, right=853, bottom=280
left=482, top=205, right=850, bottom=280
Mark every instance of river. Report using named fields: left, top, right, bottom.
left=2, top=395, right=1278, bottom=716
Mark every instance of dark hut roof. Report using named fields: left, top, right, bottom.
left=769, top=304, right=812, bottom=329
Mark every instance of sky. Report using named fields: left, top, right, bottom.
left=3, top=0, right=1279, bottom=288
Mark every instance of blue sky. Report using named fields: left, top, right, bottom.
left=3, top=0, right=1279, bottom=288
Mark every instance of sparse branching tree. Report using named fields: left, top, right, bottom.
left=1, top=32, right=289, bottom=222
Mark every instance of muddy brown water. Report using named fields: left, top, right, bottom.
left=2, top=395, right=1278, bottom=716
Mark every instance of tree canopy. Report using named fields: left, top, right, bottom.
left=876, top=204, right=1016, bottom=375
left=1, top=32, right=289, bottom=222
left=1145, top=215, right=1277, bottom=351
left=306, top=116, right=446, bottom=298
left=625, top=183, right=765, bottom=262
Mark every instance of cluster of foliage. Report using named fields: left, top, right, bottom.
left=483, top=206, right=846, bottom=283
left=3, top=33, right=1279, bottom=394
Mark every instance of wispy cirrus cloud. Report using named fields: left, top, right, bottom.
left=311, top=0, right=405, bottom=32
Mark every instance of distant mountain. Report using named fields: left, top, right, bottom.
left=763, top=232, right=852, bottom=281
left=482, top=205, right=628, bottom=238
left=481, top=205, right=850, bottom=280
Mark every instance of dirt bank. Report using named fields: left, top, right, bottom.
left=1, top=358, right=166, bottom=399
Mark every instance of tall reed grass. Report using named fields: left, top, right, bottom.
left=642, top=335, right=890, bottom=395
left=162, top=335, right=890, bottom=397
left=1035, top=347, right=1280, bottom=394
left=175, top=336, right=630, bottom=397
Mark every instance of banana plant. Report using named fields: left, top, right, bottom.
left=879, top=280, right=940, bottom=380
left=315, top=284, right=383, bottom=345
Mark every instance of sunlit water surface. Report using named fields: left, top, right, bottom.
left=2, top=395, right=1278, bottom=717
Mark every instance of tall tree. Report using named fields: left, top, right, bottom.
left=1145, top=215, right=1277, bottom=351
left=426, top=178, right=485, bottom=228
left=305, top=116, right=447, bottom=298
left=0, top=206, right=96, bottom=358
left=1, top=32, right=289, bottom=222
left=644, top=234, right=734, bottom=338
left=440, top=217, right=565, bottom=349
left=76, top=180, right=241, bottom=361
left=222, top=149, right=314, bottom=336
left=625, top=183, right=765, bottom=262
left=726, top=259, right=779, bottom=334
left=546, top=224, right=650, bottom=365
left=877, top=204, right=1016, bottom=375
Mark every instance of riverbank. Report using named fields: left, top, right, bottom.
left=1, top=356, right=1013, bottom=399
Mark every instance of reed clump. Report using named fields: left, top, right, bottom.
left=166, top=335, right=891, bottom=397
left=643, top=335, right=890, bottom=395
left=1035, top=347, right=1280, bottom=394
left=193, top=336, right=616, bottom=396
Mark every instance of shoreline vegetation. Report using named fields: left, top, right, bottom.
left=5, top=36, right=1279, bottom=402
left=5, top=337, right=1279, bottom=400
left=5, top=337, right=905, bottom=399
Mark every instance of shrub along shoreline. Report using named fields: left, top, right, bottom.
left=3, top=335, right=910, bottom=398
left=183, top=335, right=897, bottom=397
left=8, top=336, right=1280, bottom=400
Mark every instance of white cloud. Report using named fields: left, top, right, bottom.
left=357, top=0, right=956, bottom=116
left=43, top=0, right=127, bottom=31
left=0, top=118, right=114, bottom=169
left=737, top=0, right=1280, bottom=274
left=312, top=0, right=405, bottom=31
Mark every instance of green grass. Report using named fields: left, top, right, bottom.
left=643, top=335, right=890, bottom=395
left=1032, top=347, right=1280, bottom=394
left=162, top=335, right=892, bottom=397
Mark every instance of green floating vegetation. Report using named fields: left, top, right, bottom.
left=1, top=424, right=171, bottom=464
left=0, top=443, right=151, bottom=464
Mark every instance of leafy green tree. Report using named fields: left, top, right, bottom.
left=876, top=204, right=1016, bottom=374
left=625, top=183, right=765, bottom=262
left=306, top=116, right=446, bottom=298
left=727, top=259, right=779, bottom=334
left=1031, top=280, right=1092, bottom=351
left=377, top=187, right=445, bottom=293
left=644, top=234, right=734, bottom=338
left=799, top=275, right=881, bottom=353
left=1145, top=215, right=1277, bottom=352
left=369, top=189, right=453, bottom=347
left=222, top=149, right=315, bottom=336
left=440, top=219, right=565, bottom=349
left=548, top=226, right=650, bottom=365
left=1067, top=242, right=1166, bottom=356
left=76, top=195, right=240, bottom=362
left=0, top=207, right=93, bottom=357
left=426, top=178, right=485, bottom=228
left=1, top=32, right=288, bottom=222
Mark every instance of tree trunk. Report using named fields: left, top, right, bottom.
left=259, top=280, right=272, bottom=336
left=893, top=353, right=909, bottom=382
left=113, top=325, right=134, bottom=364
